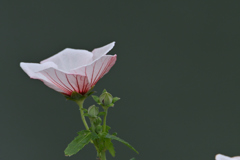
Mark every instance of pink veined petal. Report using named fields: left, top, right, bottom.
left=92, top=42, right=115, bottom=61
left=38, top=68, right=91, bottom=95
left=216, top=154, right=233, bottom=160
left=84, top=54, right=117, bottom=86
left=20, top=62, right=67, bottom=94
left=42, top=80, right=68, bottom=94
left=75, top=74, right=91, bottom=94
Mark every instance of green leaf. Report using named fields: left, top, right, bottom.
left=91, top=132, right=99, bottom=140
left=86, top=91, right=95, bottom=97
left=106, top=125, right=111, bottom=132
left=105, top=134, right=139, bottom=154
left=92, top=95, right=100, bottom=103
left=112, top=132, right=117, bottom=136
left=98, top=132, right=107, bottom=138
left=105, top=138, right=115, bottom=157
left=102, top=89, right=107, bottom=93
left=130, top=158, right=136, bottom=160
left=112, top=97, right=120, bottom=103
left=97, top=112, right=106, bottom=116
left=64, top=130, right=92, bottom=156
left=83, top=113, right=90, bottom=117
left=106, top=103, right=114, bottom=107
left=81, top=108, right=88, bottom=113
left=85, top=85, right=95, bottom=96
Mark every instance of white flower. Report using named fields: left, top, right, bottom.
left=20, top=42, right=117, bottom=96
left=216, top=154, right=240, bottom=160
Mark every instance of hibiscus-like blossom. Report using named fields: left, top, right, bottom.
left=20, top=42, right=117, bottom=96
left=216, top=154, right=240, bottom=160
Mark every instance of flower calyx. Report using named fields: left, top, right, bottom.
left=92, top=89, right=120, bottom=108
left=64, top=86, right=96, bottom=101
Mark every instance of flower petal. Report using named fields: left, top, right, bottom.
left=21, top=43, right=117, bottom=95
left=216, top=154, right=232, bottom=160
left=92, top=42, right=115, bottom=61
left=70, top=55, right=116, bottom=86
left=40, top=48, right=93, bottom=72
left=85, top=55, right=117, bottom=85
left=20, top=62, right=57, bottom=79
left=42, top=80, right=68, bottom=94
left=20, top=62, right=67, bottom=94
left=38, top=68, right=91, bottom=95
left=233, top=157, right=240, bottom=160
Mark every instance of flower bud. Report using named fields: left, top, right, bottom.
left=95, top=125, right=102, bottom=133
left=88, top=105, right=99, bottom=117
left=99, top=91, right=113, bottom=106
left=93, top=117, right=102, bottom=125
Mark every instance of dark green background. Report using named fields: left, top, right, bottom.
left=1, top=0, right=240, bottom=160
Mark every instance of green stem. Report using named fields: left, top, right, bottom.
left=103, top=108, right=108, bottom=132
left=101, top=151, right=106, bottom=160
left=90, top=119, right=95, bottom=133
left=76, top=98, right=89, bottom=130
left=101, top=107, right=109, bottom=160
left=76, top=98, right=99, bottom=156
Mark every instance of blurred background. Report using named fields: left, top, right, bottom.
left=1, top=0, right=240, bottom=160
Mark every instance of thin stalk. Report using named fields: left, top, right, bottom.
left=103, top=108, right=108, bottom=132
left=101, top=107, right=108, bottom=160
left=90, top=119, right=95, bottom=133
left=76, top=98, right=89, bottom=130
left=76, top=98, right=100, bottom=158
left=90, top=119, right=100, bottom=155
left=101, top=151, right=106, bottom=160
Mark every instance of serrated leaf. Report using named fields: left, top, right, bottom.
left=105, top=134, right=139, bottom=154
left=112, top=97, right=120, bottom=103
left=92, top=95, right=100, bottom=103
left=97, top=112, right=106, bottom=116
left=105, top=138, right=115, bottom=157
left=64, top=130, right=92, bottom=156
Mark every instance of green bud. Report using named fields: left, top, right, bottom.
left=88, top=105, right=99, bottom=117
left=93, top=117, right=102, bottom=125
left=95, top=125, right=102, bottom=133
left=99, top=91, right=113, bottom=106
